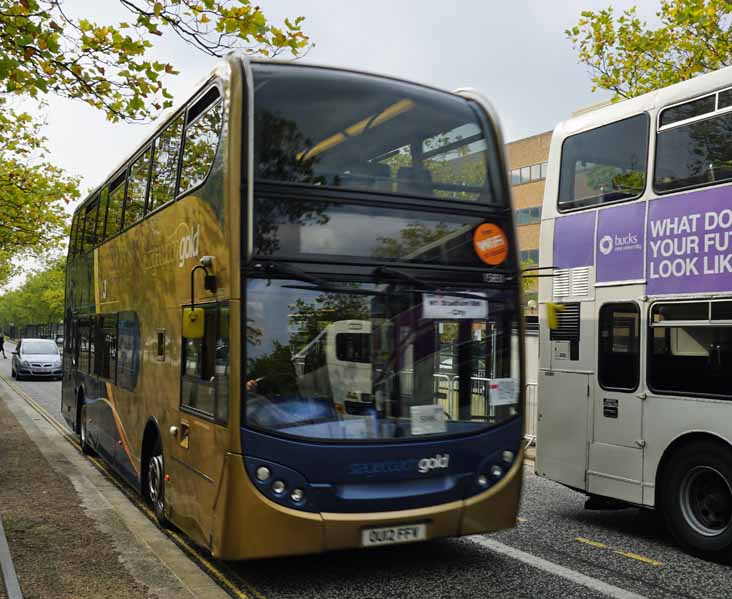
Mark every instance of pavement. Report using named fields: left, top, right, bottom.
left=0, top=342, right=229, bottom=599
left=1, top=340, right=731, bottom=598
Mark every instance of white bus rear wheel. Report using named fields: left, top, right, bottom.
left=661, top=441, right=732, bottom=560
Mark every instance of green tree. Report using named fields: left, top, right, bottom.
left=0, top=101, right=78, bottom=284
left=0, top=0, right=310, bottom=284
left=0, top=256, right=66, bottom=328
left=567, top=0, right=732, bottom=99
left=1, top=0, right=310, bottom=121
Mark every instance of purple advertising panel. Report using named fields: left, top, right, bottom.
left=553, top=212, right=596, bottom=269
left=647, top=186, right=732, bottom=295
left=596, top=203, right=646, bottom=283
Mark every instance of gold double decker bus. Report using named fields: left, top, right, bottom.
left=63, top=55, right=525, bottom=559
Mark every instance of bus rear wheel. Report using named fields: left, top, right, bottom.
left=146, top=439, right=169, bottom=528
left=79, top=402, right=93, bottom=455
left=661, top=441, right=732, bottom=560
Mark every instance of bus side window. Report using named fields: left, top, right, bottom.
left=96, top=187, right=109, bottom=244
left=69, top=213, right=79, bottom=256
left=149, top=115, right=184, bottom=212
left=181, top=303, right=229, bottom=424
left=125, top=148, right=151, bottom=226
left=106, top=173, right=126, bottom=237
left=598, top=303, right=640, bottom=391
left=117, top=312, right=141, bottom=391
left=94, top=313, right=118, bottom=382
left=83, top=197, right=100, bottom=250
left=180, top=90, right=223, bottom=195
left=79, top=319, right=91, bottom=374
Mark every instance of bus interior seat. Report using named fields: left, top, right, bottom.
left=396, top=166, right=433, bottom=196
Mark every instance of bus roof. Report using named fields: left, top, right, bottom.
left=554, top=63, right=732, bottom=140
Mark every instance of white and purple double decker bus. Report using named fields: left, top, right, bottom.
left=537, top=65, right=732, bottom=560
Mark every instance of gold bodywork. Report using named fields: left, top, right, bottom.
left=215, top=448, right=523, bottom=560
left=74, top=55, right=524, bottom=560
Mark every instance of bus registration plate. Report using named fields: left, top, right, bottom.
left=361, top=524, right=426, bottom=547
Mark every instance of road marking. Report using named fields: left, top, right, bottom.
left=576, top=536, right=608, bottom=549
left=575, top=537, right=663, bottom=567
left=469, top=536, right=649, bottom=599
left=0, top=514, right=23, bottom=599
left=0, top=373, right=259, bottom=599
left=613, top=551, right=663, bottom=567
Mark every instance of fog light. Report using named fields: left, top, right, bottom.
left=255, top=466, right=271, bottom=482
left=272, top=480, right=286, bottom=495
left=290, top=488, right=305, bottom=503
left=502, top=450, right=515, bottom=464
left=478, top=474, right=489, bottom=487
left=490, top=465, right=503, bottom=478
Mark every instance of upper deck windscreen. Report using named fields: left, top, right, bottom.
left=252, top=64, right=500, bottom=204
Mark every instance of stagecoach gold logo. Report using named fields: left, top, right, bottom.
left=178, top=224, right=200, bottom=267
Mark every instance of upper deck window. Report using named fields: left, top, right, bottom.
left=558, top=114, right=649, bottom=211
left=655, top=109, right=732, bottom=193
left=659, top=94, right=715, bottom=128
left=252, top=65, right=500, bottom=204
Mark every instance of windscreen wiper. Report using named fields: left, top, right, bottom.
left=253, top=262, right=388, bottom=296
left=252, top=262, right=328, bottom=286
left=372, top=266, right=487, bottom=300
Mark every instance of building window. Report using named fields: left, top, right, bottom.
left=510, top=161, right=548, bottom=186
left=598, top=303, right=639, bottom=391
left=515, top=206, right=541, bottom=225
left=520, top=249, right=539, bottom=264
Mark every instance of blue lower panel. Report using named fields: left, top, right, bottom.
left=242, top=417, right=521, bottom=513
left=82, top=377, right=139, bottom=489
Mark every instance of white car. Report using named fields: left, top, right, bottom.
left=11, top=338, right=63, bottom=381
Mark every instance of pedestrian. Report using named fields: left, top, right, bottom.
left=0, top=333, right=6, bottom=359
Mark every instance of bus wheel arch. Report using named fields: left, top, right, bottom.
left=141, top=419, right=169, bottom=527
left=657, top=433, right=732, bottom=560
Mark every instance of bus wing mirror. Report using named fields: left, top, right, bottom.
left=182, top=308, right=205, bottom=339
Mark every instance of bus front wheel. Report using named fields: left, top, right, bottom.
left=661, top=441, right=732, bottom=560
left=146, top=439, right=169, bottom=528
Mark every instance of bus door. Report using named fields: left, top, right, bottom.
left=589, top=302, right=643, bottom=504
left=172, top=303, right=230, bottom=546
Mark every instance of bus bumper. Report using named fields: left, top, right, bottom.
left=213, top=449, right=523, bottom=560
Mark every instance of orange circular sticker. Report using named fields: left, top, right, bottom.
left=473, top=223, right=509, bottom=265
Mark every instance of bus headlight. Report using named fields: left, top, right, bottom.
left=477, top=474, right=489, bottom=488
left=256, top=466, right=271, bottom=482
left=290, top=488, right=305, bottom=503
left=502, top=450, right=514, bottom=464
left=490, top=465, right=503, bottom=478
left=272, top=480, right=286, bottom=495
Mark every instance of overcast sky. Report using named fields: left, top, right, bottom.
left=40, top=0, right=658, bottom=202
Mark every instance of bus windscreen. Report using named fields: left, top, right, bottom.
left=252, top=64, right=501, bottom=204
left=244, top=279, right=518, bottom=441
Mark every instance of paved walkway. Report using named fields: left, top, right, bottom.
left=0, top=373, right=229, bottom=599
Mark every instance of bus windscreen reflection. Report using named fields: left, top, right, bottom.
left=244, top=279, right=518, bottom=441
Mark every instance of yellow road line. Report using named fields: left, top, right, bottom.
left=575, top=536, right=608, bottom=549
left=0, top=373, right=257, bottom=599
left=575, top=537, right=662, bottom=567
left=613, top=550, right=664, bottom=567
